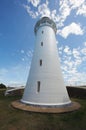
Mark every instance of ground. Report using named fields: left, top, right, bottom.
left=0, top=88, right=86, bottom=130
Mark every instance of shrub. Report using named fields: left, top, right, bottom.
left=0, top=83, right=6, bottom=89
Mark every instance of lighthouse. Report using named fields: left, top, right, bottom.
left=12, top=17, right=81, bottom=113
left=21, top=17, right=71, bottom=106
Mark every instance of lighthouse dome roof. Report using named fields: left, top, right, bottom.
left=34, top=17, right=57, bottom=34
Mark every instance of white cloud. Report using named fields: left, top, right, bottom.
left=46, top=0, right=49, bottom=5
left=0, top=49, right=33, bottom=85
left=21, top=50, right=25, bottom=54
left=84, top=42, right=86, bottom=46
left=21, top=58, right=25, bottom=61
left=77, top=2, right=86, bottom=16
left=59, top=22, right=84, bottom=38
left=69, top=0, right=85, bottom=9
left=59, top=0, right=71, bottom=23
left=38, top=3, right=50, bottom=17
left=23, top=1, right=50, bottom=18
left=20, top=49, right=33, bottom=62
left=23, top=0, right=86, bottom=29
left=58, top=46, right=63, bottom=55
left=23, top=5, right=38, bottom=18
left=23, top=0, right=61, bottom=24
left=21, top=0, right=86, bottom=86
left=27, top=50, right=33, bottom=57
left=81, top=48, right=86, bottom=55
left=51, top=10, right=57, bottom=20
left=68, top=0, right=86, bottom=17
left=59, top=43, right=86, bottom=85
left=51, top=10, right=60, bottom=23
left=0, top=64, right=30, bottom=86
left=72, top=48, right=80, bottom=58
left=66, top=72, right=86, bottom=86
left=63, top=46, right=72, bottom=55
left=59, top=0, right=85, bottom=26
left=27, top=0, right=40, bottom=7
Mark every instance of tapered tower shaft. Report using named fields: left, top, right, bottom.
left=21, top=17, right=71, bottom=106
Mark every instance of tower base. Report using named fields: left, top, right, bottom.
left=11, top=100, right=81, bottom=113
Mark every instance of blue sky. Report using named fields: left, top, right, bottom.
left=0, top=0, right=86, bottom=86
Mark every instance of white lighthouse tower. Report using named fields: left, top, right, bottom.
left=12, top=17, right=81, bottom=113
left=21, top=17, right=71, bottom=107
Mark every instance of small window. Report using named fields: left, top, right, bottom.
left=41, top=42, right=43, bottom=46
left=37, top=81, right=40, bottom=93
left=42, top=30, right=44, bottom=34
left=40, top=59, right=42, bottom=66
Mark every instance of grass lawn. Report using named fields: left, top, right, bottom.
left=0, top=89, right=86, bottom=130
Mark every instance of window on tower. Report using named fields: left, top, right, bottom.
left=40, top=59, right=42, bottom=66
left=41, top=42, right=43, bottom=46
left=42, top=30, right=44, bottom=34
left=37, top=81, right=40, bottom=93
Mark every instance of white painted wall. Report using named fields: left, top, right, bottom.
left=21, top=18, right=71, bottom=106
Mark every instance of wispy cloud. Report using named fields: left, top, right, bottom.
left=59, top=0, right=86, bottom=26
left=38, top=2, right=50, bottom=17
left=0, top=64, right=30, bottom=86
left=27, top=0, right=40, bottom=7
left=23, top=4, right=39, bottom=18
left=20, top=49, right=33, bottom=62
left=23, top=0, right=50, bottom=18
left=69, top=0, right=85, bottom=9
left=0, top=48, right=33, bottom=85
left=59, top=43, right=86, bottom=85
left=23, top=0, right=86, bottom=28
left=21, top=50, right=25, bottom=54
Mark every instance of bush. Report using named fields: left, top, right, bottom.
left=0, top=83, right=6, bottom=89
left=67, top=86, right=86, bottom=99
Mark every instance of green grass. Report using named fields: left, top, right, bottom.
left=0, top=89, right=86, bottom=130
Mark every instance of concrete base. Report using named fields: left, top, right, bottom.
left=11, top=100, right=81, bottom=113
